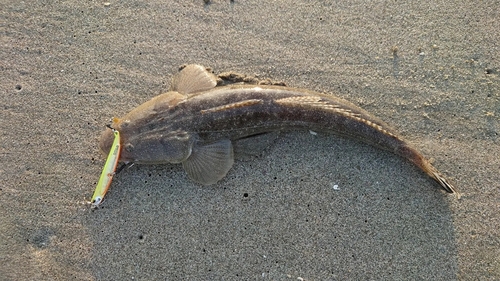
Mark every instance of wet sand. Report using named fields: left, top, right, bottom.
left=1, top=1, right=499, bottom=280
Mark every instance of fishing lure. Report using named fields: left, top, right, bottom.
left=91, top=127, right=121, bottom=207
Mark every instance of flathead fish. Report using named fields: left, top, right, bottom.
left=99, top=64, right=458, bottom=195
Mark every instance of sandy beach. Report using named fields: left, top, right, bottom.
left=1, top=0, right=499, bottom=280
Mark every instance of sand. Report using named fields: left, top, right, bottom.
left=1, top=0, right=499, bottom=280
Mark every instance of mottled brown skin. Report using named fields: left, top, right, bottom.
left=99, top=65, right=458, bottom=195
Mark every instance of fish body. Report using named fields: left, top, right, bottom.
left=99, top=64, right=458, bottom=195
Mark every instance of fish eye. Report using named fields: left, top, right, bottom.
left=121, top=120, right=130, bottom=128
left=125, top=143, right=134, bottom=152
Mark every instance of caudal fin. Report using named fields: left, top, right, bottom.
left=397, top=144, right=460, bottom=198
left=421, top=159, right=461, bottom=199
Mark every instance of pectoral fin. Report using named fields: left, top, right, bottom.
left=170, top=64, right=217, bottom=94
left=182, top=139, right=234, bottom=185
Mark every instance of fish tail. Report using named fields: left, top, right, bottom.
left=397, top=144, right=460, bottom=198
left=423, top=161, right=461, bottom=198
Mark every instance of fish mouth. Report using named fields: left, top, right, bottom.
left=98, top=127, right=115, bottom=156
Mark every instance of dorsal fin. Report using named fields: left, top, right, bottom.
left=169, top=64, right=217, bottom=94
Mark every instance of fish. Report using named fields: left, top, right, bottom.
left=99, top=64, right=459, bottom=196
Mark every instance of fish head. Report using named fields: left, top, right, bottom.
left=118, top=128, right=193, bottom=164
left=99, top=91, right=191, bottom=163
